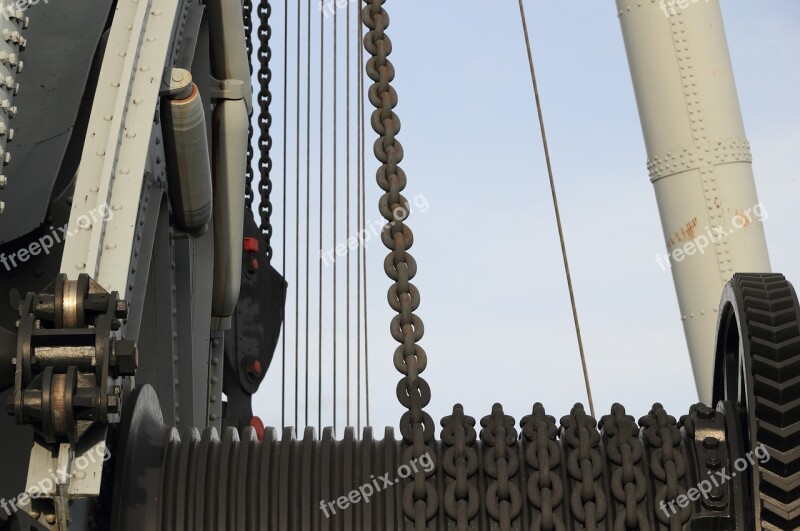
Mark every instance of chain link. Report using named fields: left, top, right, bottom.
left=361, top=1, right=437, bottom=527
left=481, top=404, right=522, bottom=529
left=441, top=404, right=479, bottom=530
left=243, top=0, right=254, bottom=212
left=641, top=403, right=690, bottom=530
left=600, top=404, right=649, bottom=531
left=255, top=0, right=274, bottom=260
left=522, top=403, right=565, bottom=531
left=562, top=404, right=607, bottom=530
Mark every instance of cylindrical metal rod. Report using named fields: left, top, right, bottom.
left=162, top=82, right=213, bottom=235
left=616, top=0, right=770, bottom=403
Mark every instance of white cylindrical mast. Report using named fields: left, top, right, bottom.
left=616, top=0, right=770, bottom=403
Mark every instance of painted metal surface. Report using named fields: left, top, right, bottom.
left=23, top=0, right=187, bottom=512
left=0, top=1, right=25, bottom=219
left=60, top=0, right=185, bottom=297
left=0, top=0, right=114, bottom=243
left=616, top=0, right=770, bottom=403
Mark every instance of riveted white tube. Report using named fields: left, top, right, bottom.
left=616, top=0, right=770, bottom=403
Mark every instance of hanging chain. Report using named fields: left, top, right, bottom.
left=243, top=0, right=254, bottom=211
left=361, top=0, right=437, bottom=527
left=254, top=0, right=274, bottom=260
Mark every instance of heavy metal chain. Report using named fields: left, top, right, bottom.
left=600, top=404, right=649, bottom=530
left=441, top=404, right=479, bottom=530
left=243, top=0, right=254, bottom=211
left=481, top=403, right=522, bottom=529
left=255, top=0, right=274, bottom=260
left=642, top=404, right=690, bottom=530
left=522, top=403, right=565, bottom=531
left=562, top=404, right=607, bottom=530
left=361, top=0, right=437, bottom=527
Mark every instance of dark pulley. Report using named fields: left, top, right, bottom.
left=713, top=272, right=800, bottom=529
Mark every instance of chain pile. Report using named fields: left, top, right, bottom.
left=600, top=404, right=649, bottom=530
left=562, top=404, right=607, bottom=530
left=522, top=403, right=564, bottom=531
left=482, top=404, right=522, bottom=529
left=441, top=404, right=479, bottom=530
left=643, top=403, right=691, bottom=530
left=361, top=0, right=437, bottom=528
left=118, top=389, right=753, bottom=530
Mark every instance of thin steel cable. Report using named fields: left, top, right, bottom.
left=304, top=0, right=312, bottom=429
left=358, top=9, right=369, bottom=428
left=517, top=0, right=595, bottom=417
left=332, top=0, right=338, bottom=433
left=345, top=0, right=352, bottom=429
left=317, top=0, right=325, bottom=433
left=280, top=0, right=288, bottom=429
left=293, top=0, right=302, bottom=430
left=355, top=1, right=363, bottom=433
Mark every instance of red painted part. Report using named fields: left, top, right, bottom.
left=250, top=416, right=265, bottom=441
left=243, top=237, right=259, bottom=253
left=246, top=358, right=263, bottom=378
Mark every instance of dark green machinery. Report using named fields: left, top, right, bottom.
left=0, top=0, right=796, bottom=529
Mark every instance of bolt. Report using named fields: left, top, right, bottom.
left=115, top=299, right=129, bottom=319
left=703, top=436, right=719, bottom=450
left=108, top=394, right=120, bottom=414
left=706, top=454, right=721, bottom=469
left=112, top=340, right=138, bottom=376
left=697, top=407, right=715, bottom=420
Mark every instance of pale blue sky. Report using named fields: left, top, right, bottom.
left=252, top=1, right=800, bottom=433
